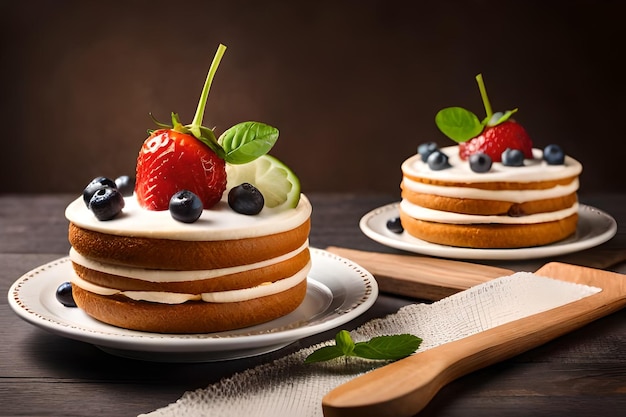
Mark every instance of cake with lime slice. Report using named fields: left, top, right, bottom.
left=64, top=44, right=312, bottom=333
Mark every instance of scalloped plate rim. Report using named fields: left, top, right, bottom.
left=360, top=203, right=617, bottom=260
left=7, top=248, right=378, bottom=361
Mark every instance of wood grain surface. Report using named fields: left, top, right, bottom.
left=1, top=193, right=625, bottom=417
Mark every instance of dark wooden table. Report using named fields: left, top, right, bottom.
left=2, top=193, right=625, bottom=417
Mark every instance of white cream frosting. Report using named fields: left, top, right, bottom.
left=401, top=176, right=579, bottom=202
left=400, top=199, right=579, bottom=225
left=69, top=242, right=309, bottom=283
left=65, top=193, right=312, bottom=241
left=402, top=146, right=582, bottom=184
left=70, top=261, right=311, bottom=304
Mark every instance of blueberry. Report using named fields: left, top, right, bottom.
left=228, top=183, right=265, bottom=215
left=386, top=217, right=404, bottom=234
left=543, top=144, right=565, bottom=165
left=83, top=176, right=116, bottom=206
left=169, top=190, right=204, bottom=223
left=89, top=186, right=125, bottom=221
left=114, top=175, right=135, bottom=197
left=418, top=142, right=438, bottom=162
left=427, top=150, right=451, bottom=171
left=501, top=148, right=525, bottom=167
left=56, top=282, right=77, bottom=307
left=468, top=153, right=493, bottom=173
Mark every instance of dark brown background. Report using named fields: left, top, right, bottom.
left=2, top=0, right=625, bottom=195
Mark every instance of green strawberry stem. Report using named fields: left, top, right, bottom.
left=189, top=43, right=227, bottom=138
left=475, top=73, right=493, bottom=120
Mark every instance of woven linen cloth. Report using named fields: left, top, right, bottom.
left=139, top=272, right=600, bottom=417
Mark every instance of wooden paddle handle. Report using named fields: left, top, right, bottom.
left=322, top=302, right=607, bottom=417
left=325, top=246, right=626, bottom=301
left=323, top=319, right=589, bottom=417
left=322, top=263, right=626, bottom=417
left=326, top=247, right=513, bottom=300
left=322, top=338, right=486, bottom=417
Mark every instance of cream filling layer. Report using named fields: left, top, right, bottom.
left=70, top=261, right=311, bottom=304
left=69, top=241, right=309, bottom=283
left=401, top=147, right=582, bottom=184
left=65, top=194, right=312, bottom=241
left=400, top=199, right=579, bottom=225
left=401, top=177, right=578, bottom=202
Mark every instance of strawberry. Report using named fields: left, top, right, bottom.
left=133, top=44, right=281, bottom=212
left=459, top=120, right=533, bottom=162
left=435, top=74, right=534, bottom=163
left=135, top=127, right=226, bottom=210
left=134, top=44, right=229, bottom=211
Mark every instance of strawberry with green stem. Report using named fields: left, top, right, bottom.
left=135, top=44, right=297, bottom=211
left=435, top=74, right=533, bottom=162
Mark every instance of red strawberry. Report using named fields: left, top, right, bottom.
left=135, top=128, right=226, bottom=211
left=134, top=44, right=229, bottom=211
left=459, top=120, right=533, bottom=162
left=436, top=75, right=536, bottom=163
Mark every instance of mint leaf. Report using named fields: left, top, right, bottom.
left=304, top=345, right=344, bottom=363
left=485, top=109, right=518, bottom=127
left=435, top=74, right=522, bottom=144
left=354, top=334, right=422, bottom=360
left=305, top=330, right=355, bottom=363
left=218, top=121, right=279, bottom=164
left=304, top=331, right=422, bottom=364
left=335, top=329, right=355, bottom=356
left=435, top=107, right=484, bottom=143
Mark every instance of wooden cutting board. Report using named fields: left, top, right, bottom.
left=322, top=262, right=626, bottom=417
left=326, top=246, right=626, bottom=301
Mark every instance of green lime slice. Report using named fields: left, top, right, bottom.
left=226, top=155, right=301, bottom=210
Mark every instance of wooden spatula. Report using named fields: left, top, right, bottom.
left=326, top=246, right=626, bottom=301
left=326, top=246, right=513, bottom=300
left=322, top=263, right=626, bottom=417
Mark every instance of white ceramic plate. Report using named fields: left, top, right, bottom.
left=360, top=203, right=617, bottom=260
left=8, top=248, right=377, bottom=362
